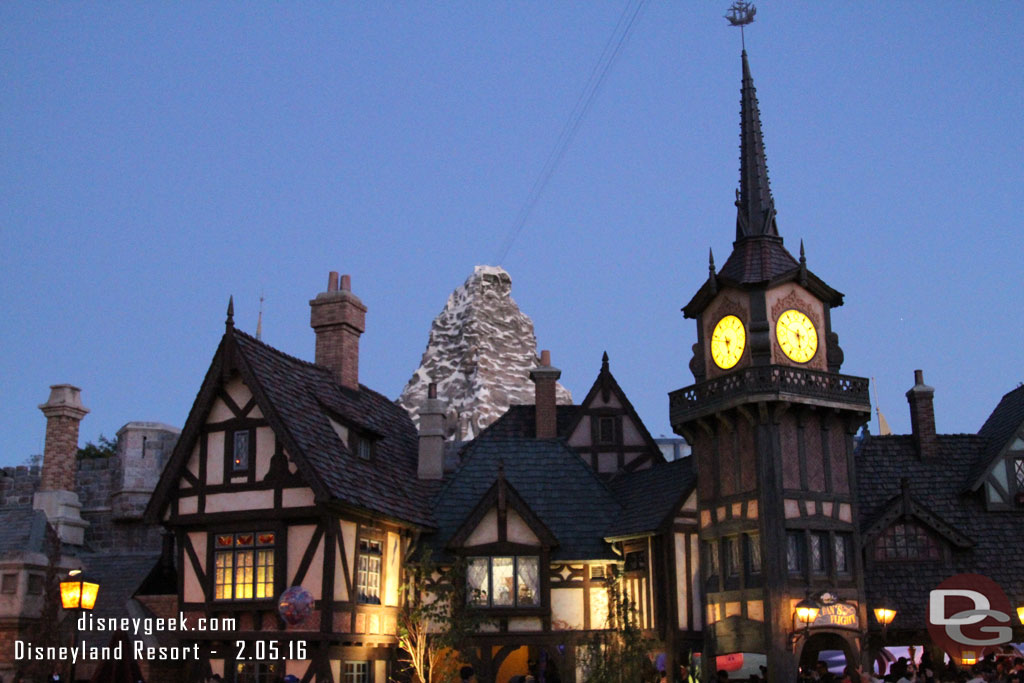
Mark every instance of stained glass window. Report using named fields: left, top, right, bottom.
left=874, top=522, right=939, bottom=561
left=357, top=539, right=382, bottom=604
left=214, top=531, right=275, bottom=601
left=466, top=556, right=540, bottom=608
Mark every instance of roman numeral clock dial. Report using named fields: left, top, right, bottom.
left=776, top=309, right=818, bottom=363
left=711, top=315, right=746, bottom=370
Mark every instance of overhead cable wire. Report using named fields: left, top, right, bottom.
left=493, top=0, right=648, bottom=265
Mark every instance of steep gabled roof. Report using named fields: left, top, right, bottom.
left=966, top=384, right=1024, bottom=491
left=605, top=457, right=695, bottom=539
left=475, top=404, right=580, bottom=441
left=0, top=507, right=50, bottom=558
left=856, top=434, right=1024, bottom=630
left=148, top=326, right=436, bottom=528
left=429, top=439, right=620, bottom=561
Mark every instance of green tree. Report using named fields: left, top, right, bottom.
left=396, top=552, right=490, bottom=683
left=77, top=434, right=117, bottom=459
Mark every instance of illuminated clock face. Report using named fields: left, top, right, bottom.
left=776, top=309, right=818, bottom=363
left=711, top=315, right=746, bottom=369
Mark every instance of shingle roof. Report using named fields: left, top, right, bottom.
left=967, top=384, right=1024, bottom=490
left=232, top=330, right=436, bottom=527
left=0, top=507, right=50, bottom=557
left=717, top=237, right=799, bottom=284
left=78, top=552, right=163, bottom=620
left=475, top=405, right=580, bottom=441
left=429, top=439, right=620, bottom=561
left=856, top=434, right=1024, bottom=631
left=606, top=458, right=696, bottom=538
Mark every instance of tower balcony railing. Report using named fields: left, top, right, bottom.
left=669, top=365, right=870, bottom=425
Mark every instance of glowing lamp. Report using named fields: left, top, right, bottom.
left=60, top=571, right=99, bottom=611
left=873, top=606, right=897, bottom=628
left=1017, top=605, right=1024, bottom=625
left=961, top=651, right=977, bottom=667
left=795, top=598, right=820, bottom=625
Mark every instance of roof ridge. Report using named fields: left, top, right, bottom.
left=232, top=327, right=327, bottom=373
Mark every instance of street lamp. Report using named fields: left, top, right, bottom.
left=1017, top=604, right=1024, bottom=626
left=873, top=604, right=897, bottom=634
left=60, top=569, right=99, bottom=682
left=790, top=597, right=820, bottom=651
left=961, top=651, right=977, bottom=667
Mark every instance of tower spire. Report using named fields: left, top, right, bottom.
left=735, top=50, right=779, bottom=240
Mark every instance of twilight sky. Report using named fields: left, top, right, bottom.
left=3, top=3, right=1022, bottom=466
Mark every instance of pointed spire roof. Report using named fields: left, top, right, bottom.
left=735, top=50, right=779, bottom=240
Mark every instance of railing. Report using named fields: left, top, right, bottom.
left=669, top=365, right=870, bottom=423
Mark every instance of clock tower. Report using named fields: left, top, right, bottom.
left=670, top=51, right=871, bottom=681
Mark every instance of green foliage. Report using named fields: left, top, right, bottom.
left=578, top=573, right=655, bottom=683
left=76, top=434, right=117, bottom=459
left=396, top=551, right=491, bottom=683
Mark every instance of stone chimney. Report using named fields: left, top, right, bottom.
left=906, top=369, right=937, bottom=458
left=310, top=272, right=367, bottom=391
left=530, top=350, right=562, bottom=439
left=33, top=384, right=89, bottom=545
left=418, top=383, right=446, bottom=480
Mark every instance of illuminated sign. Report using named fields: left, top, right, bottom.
left=812, top=602, right=858, bottom=629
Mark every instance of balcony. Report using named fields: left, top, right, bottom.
left=669, top=365, right=870, bottom=426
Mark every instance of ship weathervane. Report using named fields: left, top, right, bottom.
left=725, top=1, right=757, bottom=49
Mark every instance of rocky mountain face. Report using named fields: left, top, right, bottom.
left=398, top=265, right=572, bottom=440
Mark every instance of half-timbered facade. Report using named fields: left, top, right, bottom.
left=147, top=276, right=437, bottom=683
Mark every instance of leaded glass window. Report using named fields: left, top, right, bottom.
left=787, top=533, right=804, bottom=574
left=344, top=661, right=370, bottom=683
left=357, top=539, right=382, bottom=604
left=810, top=533, right=827, bottom=574
left=747, top=534, right=762, bottom=575
left=214, top=531, right=275, bottom=600
left=232, top=430, right=250, bottom=472
left=725, top=537, right=741, bottom=577
left=466, top=556, right=540, bottom=608
left=834, top=534, right=850, bottom=574
left=1015, top=457, right=1024, bottom=490
left=705, top=540, right=719, bottom=578
left=873, top=522, right=939, bottom=561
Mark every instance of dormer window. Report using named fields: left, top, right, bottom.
left=350, top=432, right=373, bottom=461
left=467, top=556, right=539, bottom=608
left=873, top=522, right=939, bottom=561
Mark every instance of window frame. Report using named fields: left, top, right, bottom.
left=746, top=533, right=762, bottom=576
left=786, top=532, right=805, bottom=575
left=466, top=555, right=542, bottom=610
left=349, top=432, right=375, bottom=461
left=225, top=427, right=256, bottom=480
left=356, top=538, right=383, bottom=604
left=213, top=530, right=277, bottom=602
left=873, top=521, right=940, bottom=562
left=1, top=573, right=17, bottom=595
left=344, top=661, right=372, bottom=683
left=809, top=532, right=828, bottom=575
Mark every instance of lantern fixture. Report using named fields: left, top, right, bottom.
left=873, top=605, right=897, bottom=633
left=1017, top=605, right=1024, bottom=626
left=60, top=570, right=99, bottom=611
left=795, top=597, right=820, bottom=625
left=961, top=651, right=977, bottom=667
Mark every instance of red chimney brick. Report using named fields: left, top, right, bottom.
left=530, top=350, right=561, bottom=439
left=906, top=369, right=937, bottom=458
left=310, top=272, right=366, bottom=391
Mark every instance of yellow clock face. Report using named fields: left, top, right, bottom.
left=776, top=309, right=818, bottom=363
left=711, top=315, right=746, bottom=370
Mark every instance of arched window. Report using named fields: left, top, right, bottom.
left=873, top=521, right=939, bottom=561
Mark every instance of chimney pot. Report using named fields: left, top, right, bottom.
left=341, top=274, right=351, bottom=292
left=540, top=349, right=551, bottom=366
left=328, top=271, right=339, bottom=292
left=418, top=387, right=446, bottom=480
left=914, top=369, right=924, bottom=385
left=530, top=352, right=562, bottom=439
left=310, top=274, right=367, bottom=391
left=906, top=369, right=937, bottom=458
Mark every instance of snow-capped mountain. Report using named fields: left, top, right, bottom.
left=398, top=265, right=572, bottom=440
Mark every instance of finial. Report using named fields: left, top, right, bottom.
left=601, top=351, right=609, bottom=372
left=798, top=240, right=808, bottom=285
left=725, top=1, right=756, bottom=51
left=708, top=248, right=718, bottom=295
left=226, top=296, right=234, bottom=329
left=256, top=289, right=264, bottom=340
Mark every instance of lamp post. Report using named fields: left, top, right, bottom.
left=59, top=569, right=99, bottom=683
left=872, top=602, right=897, bottom=677
left=790, top=597, right=821, bottom=653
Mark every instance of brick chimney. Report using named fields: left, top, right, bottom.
left=418, top=382, right=446, bottom=480
left=310, top=272, right=367, bottom=391
left=906, top=369, right=937, bottom=458
left=530, top=350, right=562, bottom=439
left=33, top=384, right=89, bottom=545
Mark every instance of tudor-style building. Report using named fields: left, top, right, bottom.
left=669, top=50, right=871, bottom=682
left=147, top=275, right=437, bottom=682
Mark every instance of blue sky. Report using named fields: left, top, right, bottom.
left=3, top=3, right=1022, bottom=466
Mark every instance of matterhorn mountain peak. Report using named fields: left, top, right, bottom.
left=398, top=265, right=572, bottom=440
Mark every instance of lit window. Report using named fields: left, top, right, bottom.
left=787, top=533, right=804, bottom=574
left=27, top=574, right=44, bottom=595
left=232, top=430, right=250, bottom=472
left=235, top=661, right=282, bottom=683
left=874, top=522, right=939, bottom=561
left=344, top=661, right=371, bottom=683
left=357, top=539, right=382, bottom=604
left=214, top=531, right=275, bottom=600
left=467, top=556, right=539, bottom=608
left=747, top=534, right=762, bottom=575
left=1, top=574, right=16, bottom=594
